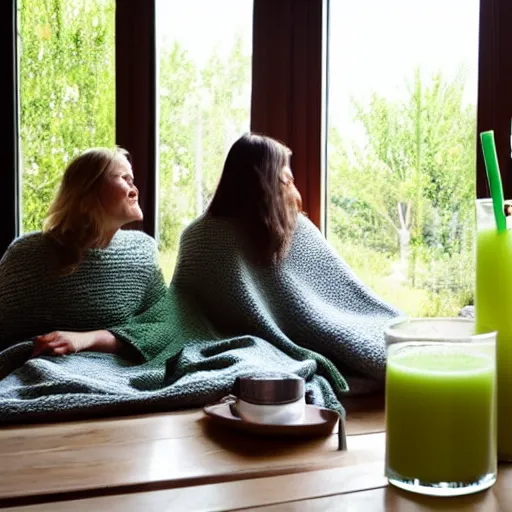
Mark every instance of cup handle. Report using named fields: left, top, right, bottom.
left=217, top=394, right=240, bottom=418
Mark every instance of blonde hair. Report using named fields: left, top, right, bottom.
left=43, top=146, right=130, bottom=274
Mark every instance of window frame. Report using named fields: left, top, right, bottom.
left=1, top=0, right=19, bottom=256
left=476, top=0, right=512, bottom=199
left=116, top=0, right=158, bottom=237
left=251, top=0, right=324, bottom=228
left=2, top=0, right=510, bottom=257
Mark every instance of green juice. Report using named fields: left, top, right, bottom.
left=476, top=227, right=512, bottom=460
left=386, top=345, right=495, bottom=483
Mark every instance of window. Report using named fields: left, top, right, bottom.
left=19, top=0, right=115, bottom=234
left=326, top=0, right=479, bottom=316
left=156, top=0, right=253, bottom=281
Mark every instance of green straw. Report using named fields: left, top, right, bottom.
left=480, top=130, right=506, bottom=232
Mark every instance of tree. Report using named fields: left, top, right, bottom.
left=20, top=0, right=115, bottom=233
left=158, top=42, right=198, bottom=251
left=329, top=70, right=475, bottom=286
left=157, top=34, right=251, bottom=255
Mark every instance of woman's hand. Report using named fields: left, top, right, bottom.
left=32, top=330, right=122, bottom=357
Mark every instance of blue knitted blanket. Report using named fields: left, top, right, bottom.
left=0, top=216, right=400, bottom=424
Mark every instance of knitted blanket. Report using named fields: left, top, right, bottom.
left=0, top=286, right=342, bottom=423
left=172, top=214, right=402, bottom=394
left=0, top=217, right=400, bottom=424
left=0, top=230, right=185, bottom=423
left=0, top=230, right=174, bottom=361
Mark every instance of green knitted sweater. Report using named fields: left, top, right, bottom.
left=0, top=230, right=178, bottom=361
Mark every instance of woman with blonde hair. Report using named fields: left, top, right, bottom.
left=173, top=132, right=401, bottom=397
left=0, top=147, right=173, bottom=360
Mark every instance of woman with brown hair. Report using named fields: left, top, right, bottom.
left=207, top=132, right=302, bottom=265
left=0, top=147, right=174, bottom=361
left=172, top=133, right=401, bottom=396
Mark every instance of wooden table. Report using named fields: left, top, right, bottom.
left=0, top=395, right=509, bottom=511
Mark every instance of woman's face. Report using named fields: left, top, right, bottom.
left=99, top=154, right=143, bottom=228
left=281, top=165, right=302, bottom=211
left=281, top=165, right=295, bottom=187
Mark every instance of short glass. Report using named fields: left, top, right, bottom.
left=384, top=318, right=497, bottom=497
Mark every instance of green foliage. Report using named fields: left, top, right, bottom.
left=328, top=69, right=476, bottom=316
left=20, top=0, right=115, bottom=232
left=158, top=42, right=198, bottom=250
left=157, top=35, right=251, bottom=254
left=329, top=237, right=473, bottom=318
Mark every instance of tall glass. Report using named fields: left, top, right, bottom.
left=385, top=320, right=496, bottom=497
left=475, top=198, right=512, bottom=461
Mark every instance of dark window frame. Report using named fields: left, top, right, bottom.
left=116, top=0, right=157, bottom=236
left=476, top=0, right=512, bottom=199
left=1, top=0, right=19, bottom=256
left=2, top=0, right=510, bottom=256
left=251, top=0, right=323, bottom=228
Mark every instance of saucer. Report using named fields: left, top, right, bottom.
left=203, top=402, right=341, bottom=439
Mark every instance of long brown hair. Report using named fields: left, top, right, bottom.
left=207, top=133, right=302, bottom=264
left=43, top=147, right=130, bottom=274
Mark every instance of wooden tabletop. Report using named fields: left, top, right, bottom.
left=1, top=393, right=509, bottom=511
left=3, top=456, right=511, bottom=511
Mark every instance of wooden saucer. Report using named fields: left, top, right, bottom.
left=203, top=403, right=341, bottom=439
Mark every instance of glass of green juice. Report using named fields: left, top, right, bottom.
left=476, top=198, right=512, bottom=461
left=385, top=318, right=497, bottom=497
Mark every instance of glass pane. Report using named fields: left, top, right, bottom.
left=19, top=0, right=116, bottom=234
left=326, top=1, right=479, bottom=317
left=156, top=0, right=253, bottom=281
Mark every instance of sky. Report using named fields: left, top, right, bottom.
left=156, top=0, right=252, bottom=66
left=155, top=0, right=480, bottom=133
left=328, top=0, right=480, bottom=132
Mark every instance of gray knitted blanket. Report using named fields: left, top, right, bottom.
left=0, top=216, right=400, bottom=424
left=0, top=287, right=343, bottom=423
left=172, top=214, right=402, bottom=394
